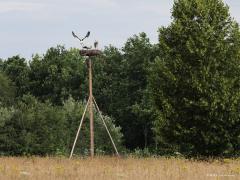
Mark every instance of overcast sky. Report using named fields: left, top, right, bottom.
left=0, top=0, right=240, bottom=59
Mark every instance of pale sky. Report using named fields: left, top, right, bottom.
left=0, top=0, right=239, bottom=59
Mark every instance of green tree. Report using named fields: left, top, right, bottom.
left=149, top=0, right=240, bottom=156
left=29, top=46, right=86, bottom=105
left=1, top=56, right=29, bottom=97
left=121, top=33, right=157, bottom=149
left=0, top=72, right=15, bottom=105
left=0, top=58, right=3, bottom=69
left=93, top=46, right=126, bottom=120
left=0, top=95, right=68, bottom=155
left=94, top=33, right=157, bottom=149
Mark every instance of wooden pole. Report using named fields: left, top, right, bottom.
left=93, top=96, right=119, bottom=156
left=69, top=97, right=90, bottom=159
left=89, top=58, right=94, bottom=157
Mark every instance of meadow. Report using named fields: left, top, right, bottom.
left=0, top=156, right=239, bottom=180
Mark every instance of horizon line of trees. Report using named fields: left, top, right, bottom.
left=1, top=0, right=240, bottom=157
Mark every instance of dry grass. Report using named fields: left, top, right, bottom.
left=0, top=156, right=239, bottom=180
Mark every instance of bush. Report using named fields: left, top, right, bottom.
left=0, top=95, right=67, bottom=156
left=63, top=97, right=124, bottom=156
left=0, top=96, right=124, bottom=156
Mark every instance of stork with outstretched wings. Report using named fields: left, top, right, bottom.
left=72, top=31, right=90, bottom=41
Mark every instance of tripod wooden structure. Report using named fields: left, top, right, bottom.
left=69, top=49, right=119, bottom=158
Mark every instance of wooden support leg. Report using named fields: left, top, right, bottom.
left=93, top=96, right=119, bottom=156
left=69, top=97, right=90, bottom=159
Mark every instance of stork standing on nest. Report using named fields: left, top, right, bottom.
left=94, top=41, right=98, bottom=49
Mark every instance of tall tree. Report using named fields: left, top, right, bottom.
left=1, top=56, right=29, bottom=97
left=149, top=0, right=240, bottom=156
left=94, top=33, right=157, bottom=149
left=93, top=46, right=129, bottom=146
left=29, top=46, right=87, bottom=105
left=0, top=72, right=15, bottom=105
left=0, top=59, right=3, bottom=69
left=122, top=33, right=157, bottom=149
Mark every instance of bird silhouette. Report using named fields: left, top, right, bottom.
left=83, top=46, right=92, bottom=49
left=72, top=31, right=90, bottom=41
left=72, top=31, right=82, bottom=41
left=94, top=41, right=98, bottom=49
left=82, top=31, right=90, bottom=41
left=72, top=31, right=77, bottom=38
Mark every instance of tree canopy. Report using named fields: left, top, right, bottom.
left=149, top=0, right=240, bottom=156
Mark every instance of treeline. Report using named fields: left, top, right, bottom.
left=0, top=52, right=123, bottom=156
left=1, top=0, right=240, bottom=157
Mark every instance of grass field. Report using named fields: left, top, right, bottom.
left=0, top=156, right=239, bottom=180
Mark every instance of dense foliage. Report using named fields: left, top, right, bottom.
left=0, top=95, right=123, bottom=156
left=94, top=34, right=157, bottom=149
left=0, top=0, right=240, bottom=157
left=149, top=0, right=240, bottom=156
